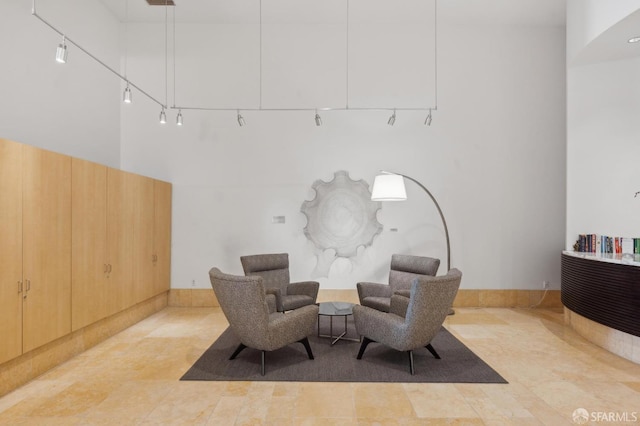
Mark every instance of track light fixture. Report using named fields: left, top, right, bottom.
left=55, top=35, right=67, bottom=63
left=237, top=110, right=245, bottom=127
left=315, top=109, right=322, bottom=126
left=388, top=109, right=396, bottom=126
left=159, top=107, right=167, bottom=124
left=123, top=83, right=132, bottom=104
left=424, top=108, right=432, bottom=126
left=176, top=109, right=183, bottom=126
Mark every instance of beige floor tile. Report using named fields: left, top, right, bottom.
left=84, top=381, right=173, bottom=421
left=353, top=383, right=415, bottom=419
left=294, top=418, right=358, bottom=426
left=205, top=395, right=245, bottom=425
left=295, top=383, right=356, bottom=418
left=403, top=383, right=478, bottom=418
left=144, top=381, right=226, bottom=424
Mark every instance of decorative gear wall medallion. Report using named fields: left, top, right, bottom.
left=301, top=170, right=383, bottom=277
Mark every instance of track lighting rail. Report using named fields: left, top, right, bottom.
left=174, top=106, right=437, bottom=112
left=32, top=0, right=166, bottom=110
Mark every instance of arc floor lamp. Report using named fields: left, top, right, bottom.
left=371, top=171, right=451, bottom=272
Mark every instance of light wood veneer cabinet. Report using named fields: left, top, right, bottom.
left=72, top=160, right=172, bottom=330
left=1, top=139, right=172, bottom=364
left=132, top=174, right=155, bottom=305
left=22, top=145, right=72, bottom=353
left=0, top=139, right=72, bottom=361
left=71, top=158, right=109, bottom=330
left=153, top=180, right=172, bottom=296
left=0, top=139, right=24, bottom=364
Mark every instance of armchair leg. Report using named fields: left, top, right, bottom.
left=229, top=343, right=247, bottom=360
left=426, top=343, right=441, bottom=359
left=298, top=337, right=314, bottom=360
left=408, top=351, right=415, bottom=375
left=261, top=351, right=266, bottom=376
left=356, top=337, right=375, bottom=359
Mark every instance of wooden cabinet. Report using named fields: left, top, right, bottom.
left=132, top=174, right=155, bottom=304
left=1, top=140, right=72, bottom=358
left=106, top=168, right=137, bottom=313
left=72, top=165, right=172, bottom=329
left=71, top=159, right=109, bottom=331
left=153, top=180, right=172, bottom=295
left=0, top=139, right=23, bottom=364
left=21, top=145, right=72, bottom=353
left=1, top=139, right=171, bottom=364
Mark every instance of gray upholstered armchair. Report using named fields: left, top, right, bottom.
left=353, top=268, right=462, bottom=374
left=240, top=253, right=319, bottom=312
left=208, top=267, right=318, bottom=375
left=356, top=254, right=440, bottom=312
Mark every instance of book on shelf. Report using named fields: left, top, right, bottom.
left=576, top=234, right=640, bottom=254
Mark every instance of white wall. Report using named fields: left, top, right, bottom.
left=0, top=0, right=120, bottom=167
left=567, top=60, right=640, bottom=247
left=566, top=3, right=640, bottom=250
left=120, top=16, right=566, bottom=290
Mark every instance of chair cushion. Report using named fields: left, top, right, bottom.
left=249, top=269, right=289, bottom=292
left=361, top=296, right=391, bottom=312
left=282, top=294, right=315, bottom=311
left=390, top=254, right=440, bottom=275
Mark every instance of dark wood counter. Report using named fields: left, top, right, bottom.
left=561, top=251, right=640, bottom=338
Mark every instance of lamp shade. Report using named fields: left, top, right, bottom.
left=371, top=174, right=407, bottom=201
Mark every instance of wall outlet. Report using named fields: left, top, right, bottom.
left=542, top=280, right=550, bottom=289
left=191, top=279, right=196, bottom=287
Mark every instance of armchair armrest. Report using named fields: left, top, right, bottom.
left=393, top=289, right=411, bottom=298
left=390, top=293, right=410, bottom=318
left=269, top=304, right=319, bottom=336
left=265, top=293, right=277, bottom=313
left=356, top=282, right=392, bottom=302
left=287, top=281, right=320, bottom=302
left=266, top=288, right=283, bottom=312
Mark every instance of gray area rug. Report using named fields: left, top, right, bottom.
left=181, top=317, right=507, bottom=383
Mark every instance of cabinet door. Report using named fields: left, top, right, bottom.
left=22, top=145, right=71, bottom=353
left=0, top=139, right=23, bottom=364
left=71, top=158, right=108, bottom=331
left=153, top=180, right=172, bottom=295
left=132, top=175, right=155, bottom=303
left=106, top=168, right=136, bottom=313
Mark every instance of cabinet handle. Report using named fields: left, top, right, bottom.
left=108, top=264, right=112, bottom=273
left=18, top=281, right=22, bottom=294
left=104, top=264, right=108, bottom=273
left=26, top=280, right=31, bottom=291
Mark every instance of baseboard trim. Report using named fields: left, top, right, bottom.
left=168, top=288, right=562, bottom=309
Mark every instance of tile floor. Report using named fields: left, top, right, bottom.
left=1, top=306, right=639, bottom=425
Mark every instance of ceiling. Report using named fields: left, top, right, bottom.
left=98, top=0, right=567, bottom=27
left=570, top=8, right=640, bottom=66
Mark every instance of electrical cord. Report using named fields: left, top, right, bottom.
left=529, top=289, right=549, bottom=309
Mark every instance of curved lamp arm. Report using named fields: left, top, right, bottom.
left=373, top=171, right=451, bottom=272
